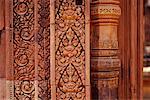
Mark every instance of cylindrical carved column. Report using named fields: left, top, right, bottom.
left=90, top=0, right=121, bottom=99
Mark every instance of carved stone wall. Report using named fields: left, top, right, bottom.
left=90, top=0, right=121, bottom=99
left=1, top=0, right=122, bottom=99
left=5, top=0, right=51, bottom=99
left=3, top=0, right=90, bottom=100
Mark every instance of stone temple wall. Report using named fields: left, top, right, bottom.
left=0, top=0, right=121, bottom=100
left=0, top=0, right=90, bottom=99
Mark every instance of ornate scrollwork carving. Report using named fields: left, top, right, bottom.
left=14, top=81, right=35, bottom=100
left=13, top=0, right=51, bottom=99
left=14, top=2, right=28, bottom=15
left=55, top=0, right=86, bottom=99
left=13, top=0, right=35, bottom=79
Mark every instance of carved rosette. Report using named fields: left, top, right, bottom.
left=91, top=0, right=121, bottom=99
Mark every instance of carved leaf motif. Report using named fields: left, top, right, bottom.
left=58, top=64, right=84, bottom=93
left=13, top=0, right=51, bottom=99
left=55, top=0, right=85, bottom=99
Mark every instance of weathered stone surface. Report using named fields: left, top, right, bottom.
left=1, top=0, right=90, bottom=99
left=91, top=0, right=121, bottom=99
left=0, top=0, right=122, bottom=99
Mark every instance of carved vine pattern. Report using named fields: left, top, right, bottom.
left=13, top=0, right=35, bottom=99
left=55, top=0, right=86, bottom=99
left=13, top=0, right=51, bottom=99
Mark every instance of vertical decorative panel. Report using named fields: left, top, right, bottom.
left=5, top=0, right=90, bottom=99
left=13, top=0, right=35, bottom=99
left=12, top=0, right=51, bottom=99
left=36, top=0, right=51, bottom=99
left=52, top=0, right=90, bottom=99
left=91, top=0, right=121, bottom=99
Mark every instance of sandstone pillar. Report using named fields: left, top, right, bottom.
left=90, top=0, right=121, bottom=99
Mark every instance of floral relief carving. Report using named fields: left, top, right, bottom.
left=13, top=0, right=35, bottom=80
left=13, top=0, right=35, bottom=99
left=13, top=0, right=51, bottom=99
left=55, top=0, right=86, bottom=99
left=11, top=0, right=89, bottom=99
left=91, top=5, right=121, bottom=16
left=14, top=81, right=35, bottom=100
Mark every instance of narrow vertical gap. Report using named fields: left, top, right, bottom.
left=143, top=0, right=150, bottom=99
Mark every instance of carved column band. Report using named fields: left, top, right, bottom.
left=91, top=0, right=121, bottom=99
